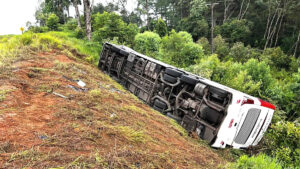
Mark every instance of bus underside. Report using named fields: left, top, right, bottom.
left=98, top=43, right=232, bottom=144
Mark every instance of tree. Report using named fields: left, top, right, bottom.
left=197, top=37, right=211, bottom=55
left=93, top=12, right=139, bottom=45
left=154, top=18, right=167, bottom=37
left=71, top=0, right=82, bottom=28
left=179, top=17, right=209, bottom=41
left=83, top=0, right=92, bottom=40
left=213, top=35, right=230, bottom=60
left=47, top=13, right=59, bottom=30
left=134, top=31, right=161, bottom=58
left=160, top=30, right=204, bottom=67
left=219, top=19, right=252, bottom=44
left=261, top=47, right=292, bottom=70
left=44, top=0, right=71, bottom=24
left=228, top=42, right=251, bottom=63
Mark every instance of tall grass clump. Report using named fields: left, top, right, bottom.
left=0, top=31, right=102, bottom=65
left=36, top=34, right=62, bottom=50
left=228, top=154, right=282, bottom=169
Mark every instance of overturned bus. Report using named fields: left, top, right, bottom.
left=98, top=43, right=275, bottom=149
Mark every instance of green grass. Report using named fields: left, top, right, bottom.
left=0, top=31, right=102, bottom=65
left=228, top=153, right=282, bottom=169
left=0, top=90, right=11, bottom=102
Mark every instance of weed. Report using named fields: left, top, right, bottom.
left=89, top=89, right=101, bottom=97
left=120, top=105, right=149, bottom=117
left=20, top=33, right=33, bottom=45
left=9, top=147, right=42, bottom=163
left=0, top=90, right=11, bottom=102
left=54, top=60, right=69, bottom=70
left=116, top=126, right=148, bottom=143
left=95, top=152, right=109, bottom=168
left=37, top=34, right=62, bottom=50
left=38, top=84, right=51, bottom=92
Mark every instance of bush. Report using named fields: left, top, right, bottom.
left=243, top=59, right=273, bottom=92
left=37, top=35, right=62, bottom=49
left=19, top=33, right=33, bottom=45
left=75, top=27, right=85, bottom=39
left=92, top=11, right=138, bottom=45
left=154, top=18, right=167, bottom=37
left=185, top=54, right=220, bottom=79
left=134, top=31, right=161, bottom=58
left=264, top=121, right=300, bottom=168
left=260, top=47, right=292, bottom=71
left=28, top=26, right=49, bottom=33
left=179, top=17, right=209, bottom=41
left=219, top=19, right=252, bottom=43
left=64, top=18, right=78, bottom=30
left=93, top=12, right=126, bottom=42
left=229, top=154, right=282, bottom=169
left=213, top=35, right=229, bottom=60
left=179, top=42, right=205, bottom=67
left=46, top=14, right=60, bottom=31
left=197, top=37, right=211, bottom=55
left=160, top=30, right=204, bottom=67
left=228, top=42, right=252, bottom=63
left=124, top=23, right=139, bottom=47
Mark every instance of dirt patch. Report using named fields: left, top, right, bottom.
left=0, top=50, right=226, bottom=168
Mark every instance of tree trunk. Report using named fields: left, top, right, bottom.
left=294, top=31, right=300, bottom=58
left=223, top=0, right=233, bottom=23
left=83, top=0, right=92, bottom=40
left=146, top=0, right=149, bottom=30
left=73, top=0, right=81, bottom=28
left=240, top=0, right=251, bottom=20
left=238, top=0, right=245, bottom=20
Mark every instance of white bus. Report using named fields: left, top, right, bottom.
left=98, top=43, right=275, bottom=149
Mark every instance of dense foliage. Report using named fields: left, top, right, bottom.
left=134, top=31, right=161, bottom=58
left=92, top=12, right=139, bottom=47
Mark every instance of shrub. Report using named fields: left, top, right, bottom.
left=154, top=18, right=167, bottom=37
left=264, top=121, right=300, bottom=168
left=197, top=37, right=211, bottom=55
left=229, top=154, right=282, bottom=169
left=179, top=42, right=204, bottom=67
left=28, top=26, right=49, bottom=33
left=134, top=31, right=161, bottom=58
left=213, top=35, right=229, bottom=60
left=37, top=35, right=62, bottom=49
left=19, top=33, right=33, bottom=45
left=228, top=42, right=253, bottom=63
left=46, top=14, right=59, bottom=31
left=160, top=30, right=204, bottom=67
left=243, top=59, right=273, bottom=92
left=64, top=18, right=78, bottom=30
left=75, top=27, right=85, bottom=39
left=260, top=47, right=292, bottom=71
left=124, top=23, right=139, bottom=47
left=219, top=19, right=252, bottom=43
left=92, top=11, right=138, bottom=45
left=185, top=54, right=220, bottom=79
left=179, top=17, right=209, bottom=41
left=92, top=12, right=126, bottom=42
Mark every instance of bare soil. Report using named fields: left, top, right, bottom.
left=0, top=50, right=227, bottom=168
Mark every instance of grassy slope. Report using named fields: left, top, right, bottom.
left=0, top=32, right=229, bottom=168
